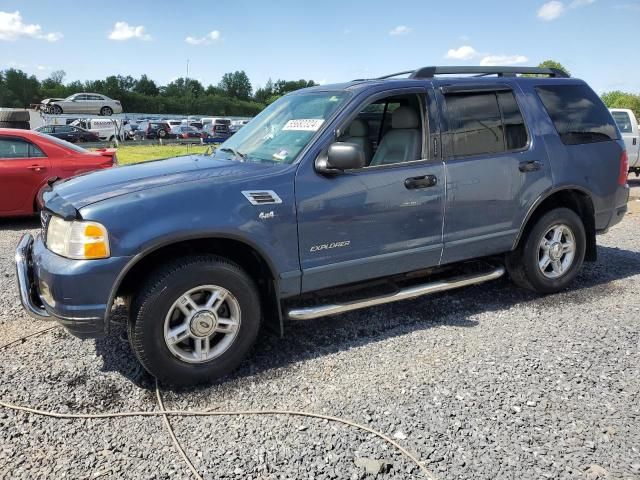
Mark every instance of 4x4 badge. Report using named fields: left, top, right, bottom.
left=259, top=211, right=275, bottom=220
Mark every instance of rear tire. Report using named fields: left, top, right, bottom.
left=128, top=255, right=262, bottom=386
left=506, top=207, right=586, bottom=294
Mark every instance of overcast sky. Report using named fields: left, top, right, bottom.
left=0, top=0, right=636, bottom=93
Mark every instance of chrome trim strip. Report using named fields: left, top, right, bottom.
left=15, top=234, right=51, bottom=321
left=241, top=190, right=283, bottom=205
left=288, top=265, right=505, bottom=320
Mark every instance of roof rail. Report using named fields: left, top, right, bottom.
left=408, top=66, right=570, bottom=79
left=370, top=66, right=570, bottom=81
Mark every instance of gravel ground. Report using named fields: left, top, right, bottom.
left=1, top=183, right=639, bottom=480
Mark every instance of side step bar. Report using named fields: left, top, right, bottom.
left=288, top=265, right=505, bottom=321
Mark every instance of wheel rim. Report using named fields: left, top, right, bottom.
left=101, top=107, right=111, bottom=116
left=538, top=223, right=576, bottom=279
left=163, top=285, right=241, bottom=364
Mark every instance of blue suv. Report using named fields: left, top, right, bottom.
left=16, top=66, right=629, bottom=385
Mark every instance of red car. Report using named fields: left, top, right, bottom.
left=0, top=128, right=116, bottom=217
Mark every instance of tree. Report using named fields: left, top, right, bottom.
left=134, top=74, right=159, bottom=96
left=254, top=78, right=274, bottom=104
left=537, top=60, right=570, bottom=77
left=601, top=91, right=640, bottom=120
left=218, top=71, right=252, bottom=101
left=2, top=69, right=40, bottom=106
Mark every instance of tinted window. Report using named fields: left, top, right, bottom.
left=445, top=92, right=504, bottom=157
left=536, top=85, right=618, bottom=145
left=611, top=111, right=633, bottom=133
left=497, top=91, right=528, bottom=150
left=0, top=138, right=30, bottom=158
left=29, top=143, right=46, bottom=157
left=0, top=138, right=45, bottom=159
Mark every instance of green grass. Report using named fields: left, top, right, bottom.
left=108, top=144, right=210, bottom=165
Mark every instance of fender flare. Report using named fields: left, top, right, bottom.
left=103, top=232, right=283, bottom=332
left=511, top=185, right=595, bottom=250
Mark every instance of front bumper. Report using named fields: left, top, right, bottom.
left=15, top=233, right=130, bottom=338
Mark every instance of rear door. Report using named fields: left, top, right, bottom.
left=0, top=137, right=51, bottom=214
left=437, top=84, right=552, bottom=264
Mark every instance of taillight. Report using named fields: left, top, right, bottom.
left=619, top=150, right=629, bottom=186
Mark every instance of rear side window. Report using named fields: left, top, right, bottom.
left=0, top=138, right=46, bottom=159
left=444, top=90, right=528, bottom=157
left=611, top=111, right=633, bottom=133
left=536, top=85, right=619, bottom=145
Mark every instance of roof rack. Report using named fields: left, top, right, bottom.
left=374, top=66, right=570, bottom=80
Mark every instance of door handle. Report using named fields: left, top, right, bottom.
left=519, top=161, right=542, bottom=173
left=28, top=165, right=46, bottom=172
left=405, top=175, right=437, bottom=189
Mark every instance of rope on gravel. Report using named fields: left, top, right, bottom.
left=0, top=325, right=438, bottom=480
left=155, top=380, right=204, bottom=480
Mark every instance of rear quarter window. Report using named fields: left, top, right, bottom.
left=536, top=84, right=619, bottom=145
left=611, top=111, right=633, bottom=133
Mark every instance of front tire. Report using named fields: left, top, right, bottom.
left=129, top=255, right=261, bottom=386
left=100, top=106, right=113, bottom=116
left=51, top=105, right=63, bottom=115
left=506, top=207, right=586, bottom=294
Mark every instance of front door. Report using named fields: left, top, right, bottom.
left=295, top=88, right=445, bottom=292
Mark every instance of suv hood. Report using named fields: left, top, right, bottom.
left=45, top=154, right=279, bottom=212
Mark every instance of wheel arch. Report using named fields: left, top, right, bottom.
left=107, top=234, right=283, bottom=336
left=513, top=187, right=597, bottom=261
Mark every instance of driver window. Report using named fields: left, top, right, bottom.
left=338, top=93, right=424, bottom=167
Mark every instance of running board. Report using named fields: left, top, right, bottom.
left=288, top=265, right=505, bottom=321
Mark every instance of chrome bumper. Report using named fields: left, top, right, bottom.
left=15, top=233, right=51, bottom=321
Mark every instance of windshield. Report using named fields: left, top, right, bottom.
left=214, top=91, right=348, bottom=164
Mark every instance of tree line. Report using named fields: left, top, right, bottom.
left=2, top=62, right=640, bottom=120
left=0, top=69, right=317, bottom=116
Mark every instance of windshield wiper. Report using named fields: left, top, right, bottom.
left=218, top=147, right=247, bottom=161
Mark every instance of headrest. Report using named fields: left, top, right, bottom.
left=392, top=106, right=419, bottom=129
left=348, top=119, right=368, bottom=137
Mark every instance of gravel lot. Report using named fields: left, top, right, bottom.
left=1, top=180, right=639, bottom=480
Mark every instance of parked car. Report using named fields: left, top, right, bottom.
left=610, top=108, right=640, bottom=176
left=202, top=117, right=231, bottom=137
left=170, top=125, right=206, bottom=139
left=47, top=93, right=123, bottom=116
left=229, top=120, right=249, bottom=134
left=17, top=66, right=629, bottom=385
left=0, top=128, right=115, bottom=217
left=144, top=121, right=171, bottom=139
left=36, top=124, right=100, bottom=143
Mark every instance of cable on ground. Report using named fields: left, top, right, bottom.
left=0, top=325, right=438, bottom=480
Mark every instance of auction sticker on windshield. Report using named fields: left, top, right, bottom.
left=282, top=119, right=325, bottom=131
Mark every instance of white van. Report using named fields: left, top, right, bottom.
left=610, top=108, right=640, bottom=176
left=70, top=118, right=124, bottom=142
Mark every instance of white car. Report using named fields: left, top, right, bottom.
left=610, top=108, right=640, bottom=176
left=48, top=93, right=123, bottom=116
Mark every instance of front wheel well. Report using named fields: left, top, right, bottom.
left=115, top=238, right=282, bottom=334
left=515, top=189, right=597, bottom=261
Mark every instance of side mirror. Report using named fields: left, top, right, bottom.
left=316, top=142, right=366, bottom=174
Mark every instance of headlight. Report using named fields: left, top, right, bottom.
left=46, top=217, right=110, bottom=260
